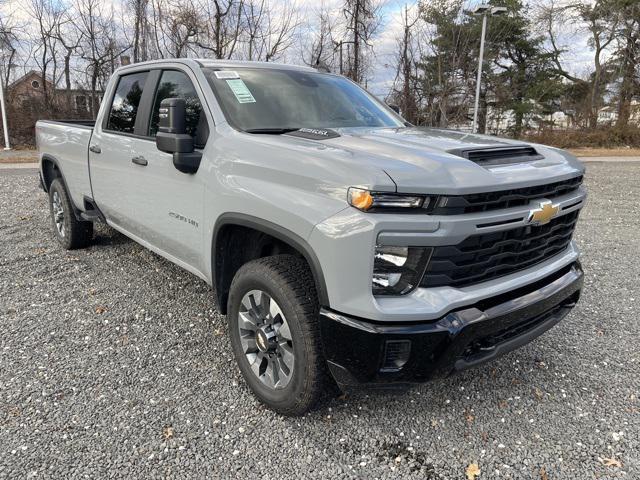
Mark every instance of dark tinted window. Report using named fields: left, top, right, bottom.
left=107, top=71, right=149, bottom=133
left=150, top=70, right=206, bottom=145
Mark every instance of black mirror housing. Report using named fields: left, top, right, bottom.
left=155, top=97, right=202, bottom=174
left=388, top=104, right=400, bottom=114
left=173, top=152, right=202, bottom=174
left=156, top=132, right=195, bottom=153
left=159, top=97, right=186, bottom=134
left=156, top=97, right=194, bottom=154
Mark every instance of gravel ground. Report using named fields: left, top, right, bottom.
left=1, top=164, right=638, bottom=479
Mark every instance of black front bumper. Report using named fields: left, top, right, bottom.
left=320, top=262, right=583, bottom=387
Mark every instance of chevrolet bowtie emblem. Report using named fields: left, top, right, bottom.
left=529, top=200, right=559, bottom=225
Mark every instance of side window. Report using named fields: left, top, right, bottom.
left=150, top=70, right=207, bottom=146
left=106, top=71, right=149, bottom=133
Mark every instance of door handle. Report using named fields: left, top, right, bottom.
left=89, top=145, right=101, bottom=154
left=131, top=156, right=148, bottom=166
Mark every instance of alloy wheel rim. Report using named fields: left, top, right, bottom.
left=52, top=191, right=65, bottom=237
left=238, top=289, right=294, bottom=390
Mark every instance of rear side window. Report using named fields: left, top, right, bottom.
left=106, top=71, right=149, bottom=133
left=149, top=70, right=207, bottom=146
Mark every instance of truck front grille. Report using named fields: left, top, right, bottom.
left=420, top=210, right=580, bottom=288
left=430, top=176, right=583, bottom=215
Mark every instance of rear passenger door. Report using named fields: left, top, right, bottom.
left=90, top=70, right=151, bottom=231
left=90, top=67, right=210, bottom=275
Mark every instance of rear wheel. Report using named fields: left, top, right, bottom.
left=227, top=255, right=330, bottom=416
left=49, top=178, right=93, bottom=250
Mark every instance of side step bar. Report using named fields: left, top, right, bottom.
left=80, top=196, right=106, bottom=223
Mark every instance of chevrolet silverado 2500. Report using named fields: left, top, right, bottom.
left=36, top=59, right=586, bottom=415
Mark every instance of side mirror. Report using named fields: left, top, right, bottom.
left=156, top=97, right=202, bottom=174
left=387, top=104, right=400, bottom=114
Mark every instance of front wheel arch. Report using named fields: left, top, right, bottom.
left=212, top=214, right=329, bottom=314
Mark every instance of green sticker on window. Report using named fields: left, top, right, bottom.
left=226, top=79, right=256, bottom=104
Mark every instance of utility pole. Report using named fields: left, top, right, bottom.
left=471, top=5, right=507, bottom=134
left=334, top=40, right=355, bottom=76
left=0, top=30, right=11, bottom=150
left=0, top=70, right=9, bottom=150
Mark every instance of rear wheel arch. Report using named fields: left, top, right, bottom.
left=212, top=214, right=329, bottom=314
left=41, top=155, right=63, bottom=192
left=40, top=155, right=86, bottom=220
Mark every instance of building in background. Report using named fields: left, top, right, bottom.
left=8, top=70, right=101, bottom=114
left=5, top=70, right=102, bottom=146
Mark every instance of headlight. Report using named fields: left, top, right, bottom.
left=373, top=245, right=432, bottom=295
left=348, top=187, right=431, bottom=212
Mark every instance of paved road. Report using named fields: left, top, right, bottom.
left=0, top=164, right=39, bottom=170
left=1, top=165, right=638, bottom=479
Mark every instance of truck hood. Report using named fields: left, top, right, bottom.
left=270, top=126, right=585, bottom=194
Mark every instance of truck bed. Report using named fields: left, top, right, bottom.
left=40, top=119, right=96, bottom=128
left=36, top=120, right=94, bottom=210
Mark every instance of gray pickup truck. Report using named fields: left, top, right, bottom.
left=36, top=59, right=586, bottom=415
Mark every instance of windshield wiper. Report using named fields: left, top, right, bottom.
left=244, top=128, right=300, bottom=135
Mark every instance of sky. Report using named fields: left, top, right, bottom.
left=2, top=0, right=597, bottom=98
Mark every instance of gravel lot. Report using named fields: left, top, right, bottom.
left=1, top=163, right=638, bottom=479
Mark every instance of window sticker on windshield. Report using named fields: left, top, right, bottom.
left=214, top=70, right=239, bottom=79
left=226, top=79, right=256, bottom=104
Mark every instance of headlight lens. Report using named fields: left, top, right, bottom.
left=348, top=187, right=430, bottom=212
left=373, top=245, right=432, bottom=295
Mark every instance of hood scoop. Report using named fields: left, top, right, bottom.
left=448, top=145, right=544, bottom=166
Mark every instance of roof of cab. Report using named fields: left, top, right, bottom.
left=196, top=59, right=317, bottom=72
left=115, top=58, right=317, bottom=74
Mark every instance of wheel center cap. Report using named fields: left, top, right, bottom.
left=256, top=327, right=276, bottom=353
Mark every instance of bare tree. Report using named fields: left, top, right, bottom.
left=579, top=0, right=619, bottom=129
left=28, top=0, right=64, bottom=106
left=342, top=0, right=379, bottom=83
left=614, top=1, right=640, bottom=127
left=395, top=4, right=419, bottom=122
left=54, top=11, right=83, bottom=91
left=262, top=2, right=299, bottom=62
left=164, top=1, right=199, bottom=57
left=242, top=0, right=266, bottom=60
left=196, top=0, right=244, bottom=59
left=302, top=5, right=338, bottom=69
left=148, top=0, right=166, bottom=58
left=540, top=0, right=619, bottom=128
left=75, top=0, right=129, bottom=117
left=0, top=17, right=18, bottom=90
left=145, top=0, right=197, bottom=58
left=129, top=0, right=149, bottom=62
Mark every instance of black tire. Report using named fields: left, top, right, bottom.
left=48, top=178, right=93, bottom=250
left=227, top=255, right=330, bottom=416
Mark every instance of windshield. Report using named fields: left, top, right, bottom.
left=203, top=67, right=404, bottom=132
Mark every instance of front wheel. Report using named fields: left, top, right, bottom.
left=227, top=255, right=330, bottom=416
